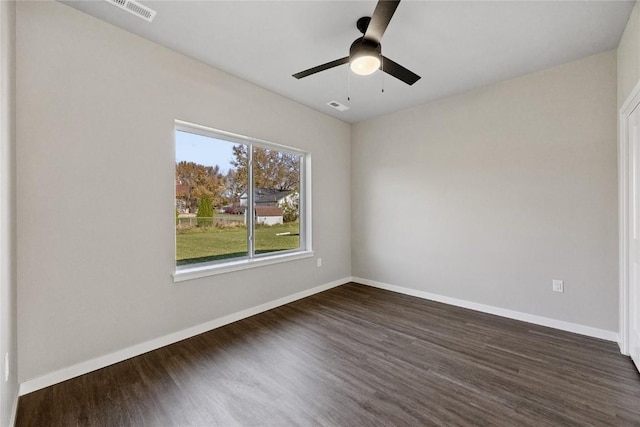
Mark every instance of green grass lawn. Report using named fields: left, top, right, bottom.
left=176, top=222, right=300, bottom=266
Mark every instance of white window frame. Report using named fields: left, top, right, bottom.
left=173, top=120, right=313, bottom=282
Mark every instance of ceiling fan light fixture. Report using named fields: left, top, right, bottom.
left=349, top=38, right=381, bottom=76
left=350, top=55, right=381, bottom=76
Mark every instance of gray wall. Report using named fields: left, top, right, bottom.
left=618, top=1, right=640, bottom=109
left=0, top=1, right=17, bottom=424
left=16, top=1, right=351, bottom=383
left=352, top=50, right=618, bottom=331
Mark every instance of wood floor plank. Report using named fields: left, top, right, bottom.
left=16, top=283, right=640, bottom=426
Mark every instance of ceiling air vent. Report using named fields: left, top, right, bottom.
left=327, top=101, right=349, bottom=112
left=105, top=0, right=157, bottom=22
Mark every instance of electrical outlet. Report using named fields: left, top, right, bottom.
left=317, top=258, right=322, bottom=267
left=4, top=352, right=8, bottom=382
left=552, top=280, right=564, bottom=293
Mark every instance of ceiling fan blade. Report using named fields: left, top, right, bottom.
left=381, top=56, right=420, bottom=85
left=364, top=0, right=401, bottom=44
left=292, top=57, right=349, bottom=79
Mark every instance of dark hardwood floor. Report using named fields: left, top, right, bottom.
left=16, top=282, right=640, bottom=426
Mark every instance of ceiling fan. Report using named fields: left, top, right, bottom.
left=292, top=0, right=420, bottom=86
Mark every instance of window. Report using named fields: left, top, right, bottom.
left=173, top=121, right=311, bottom=280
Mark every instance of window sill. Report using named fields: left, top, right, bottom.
left=173, top=250, right=314, bottom=282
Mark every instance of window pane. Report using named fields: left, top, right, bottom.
left=175, top=131, right=248, bottom=265
left=252, top=146, right=301, bottom=255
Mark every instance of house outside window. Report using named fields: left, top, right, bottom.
left=173, top=121, right=312, bottom=280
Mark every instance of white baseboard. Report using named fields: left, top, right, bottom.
left=19, top=277, right=349, bottom=396
left=9, top=388, right=18, bottom=427
left=353, top=277, right=619, bottom=342
left=618, top=338, right=628, bottom=355
left=18, top=276, right=619, bottom=396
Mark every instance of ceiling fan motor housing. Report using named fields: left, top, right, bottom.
left=349, top=38, right=382, bottom=75
left=350, top=38, right=381, bottom=59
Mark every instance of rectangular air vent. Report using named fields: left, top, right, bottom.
left=327, top=101, right=349, bottom=112
left=105, top=0, right=157, bottom=22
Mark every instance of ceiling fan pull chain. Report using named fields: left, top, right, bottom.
left=381, top=52, right=385, bottom=93
left=347, top=68, right=351, bottom=101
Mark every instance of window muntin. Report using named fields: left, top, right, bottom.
left=174, top=122, right=308, bottom=273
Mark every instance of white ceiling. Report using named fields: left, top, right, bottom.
left=60, top=0, right=634, bottom=123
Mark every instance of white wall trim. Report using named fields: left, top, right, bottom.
left=353, top=277, right=619, bottom=342
left=618, top=77, right=640, bottom=355
left=173, top=251, right=315, bottom=282
left=18, top=277, right=350, bottom=396
left=9, top=389, right=18, bottom=427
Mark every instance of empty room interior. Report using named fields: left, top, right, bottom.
left=2, top=0, right=640, bottom=425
